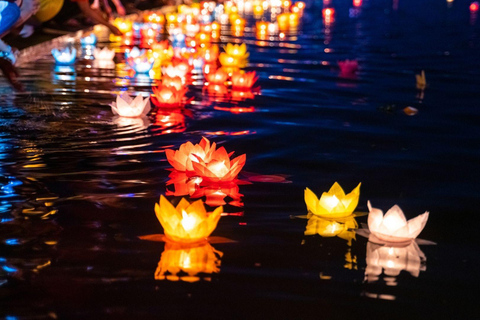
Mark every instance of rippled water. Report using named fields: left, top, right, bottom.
left=1, top=0, right=480, bottom=318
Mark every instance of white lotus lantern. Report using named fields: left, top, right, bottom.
left=110, top=93, right=151, bottom=118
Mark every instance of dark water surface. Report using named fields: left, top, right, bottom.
left=1, top=0, right=480, bottom=318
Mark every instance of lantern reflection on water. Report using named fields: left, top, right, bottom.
left=155, top=196, right=223, bottom=243
left=305, top=182, right=361, bottom=218
left=231, top=71, right=258, bottom=90
left=305, top=214, right=358, bottom=246
left=365, top=241, right=426, bottom=283
left=155, top=241, right=222, bottom=282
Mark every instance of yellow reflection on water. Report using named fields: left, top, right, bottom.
left=155, top=241, right=223, bottom=282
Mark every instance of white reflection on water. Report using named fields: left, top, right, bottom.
left=365, top=241, right=426, bottom=284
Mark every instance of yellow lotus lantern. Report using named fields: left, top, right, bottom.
left=155, top=195, right=223, bottom=244
left=305, top=215, right=358, bottom=245
left=113, top=17, right=132, bottom=34
left=155, top=241, right=222, bottom=282
left=365, top=241, right=426, bottom=283
left=219, top=53, right=241, bottom=74
left=253, top=4, right=264, bottom=16
left=224, top=43, right=249, bottom=62
left=305, top=182, right=361, bottom=218
left=367, top=201, right=429, bottom=243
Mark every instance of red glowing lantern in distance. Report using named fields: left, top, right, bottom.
left=471, top=1, right=479, bottom=12
left=353, top=0, right=362, bottom=7
left=322, top=8, right=335, bottom=18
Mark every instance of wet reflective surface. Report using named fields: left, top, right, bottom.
left=1, top=0, right=480, bottom=318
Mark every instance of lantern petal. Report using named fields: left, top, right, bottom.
left=304, top=188, right=319, bottom=214
left=406, top=211, right=429, bottom=239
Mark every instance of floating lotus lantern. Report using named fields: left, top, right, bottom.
left=155, top=195, right=223, bottom=243
left=166, top=137, right=224, bottom=172
left=162, top=65, right=188, bottom=82
left=93, top=47, right=115, bottom=61
left=277, top=13, right=290, bottom=31
left=205, top=68, right=229, bottom=85
left=231, top=71, right=258, bottom=90
left=224, top=43, right=249, bottom=63
left=162, top=75, right=184, bottom=91
left=127, top=56, right=154, bottom=74
left=416, top=70, right=426, bottom=90
left=322, top=8, right=335, bottom=24
left=365, top=241, right=426, bottom=283
left=80, top=33, right=97, bottom=47
left=151, top=85, right=187, bottom=108
left=253, top=4, right=264, bottom=16
left=155, top=241, right=222, bottom=282
left=201, top=45, right=219, bottom=64
left=125, top=47, right=146, bottom=59
left=367, top=201, right=429, bottom=243
left=219, top=54, right=241, bottom=73
left=353, top=0, right=363, bottom=7
left=305, top=182, right=361, bottom=218
left=113, top=17, right=133, bottom=34
left=110, top=93, right=151, bottom=118
left=145, top=12, right=165, bottom=24
left=471, top=1, right=479, bottom=12
left=191, top=150, right=246, bottom=183
left=166, top=13, right=178, bottom=27
left=305, top=215, right=358, bottom=245
left=195, top=32, right=211, bottom=47
left=52, top=47, right=77, bottom=65
left=288, top=12, right=300, bottom=28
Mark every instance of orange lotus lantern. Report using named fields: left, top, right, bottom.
left=256, top=21, right=268, bottom=32
left=195, top=32, right=211, bottom=46
left=166, top=13, right=178, bottom=27
left=166, top=137, right=220, bottom=172
left=155, top=241, right=222, bottom=282
left=191, top=151, right=246, bottom=183
left=151, top=85, right=187, bottom=108
left=155, top=196, right=223, bottom=243
left=205, top=68, right=229, bottom=85
left=201, top=45, right=219, bottom=64
left=231, top=71, right=258, bottom=90
left=161, top=75, right=184, bottom=91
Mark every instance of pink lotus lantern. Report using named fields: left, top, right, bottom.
left=231, top=71, right=258, bottom=90
left=151, top=85, right=187, bottom=108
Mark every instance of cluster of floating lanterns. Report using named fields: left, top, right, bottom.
left=50, top=1, right=435, bottom=283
